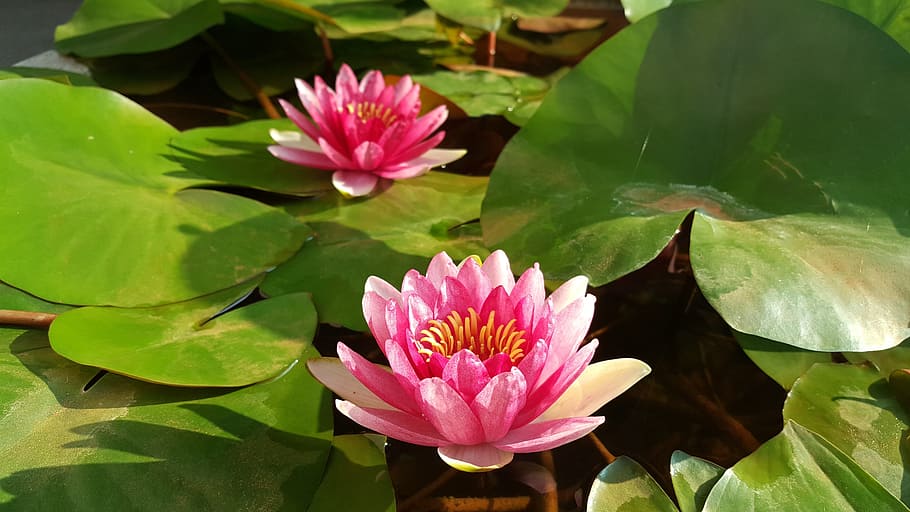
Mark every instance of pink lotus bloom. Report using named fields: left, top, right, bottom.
left=268, top=64, right=466, bottom=197
left=308, top=251, right=651, bottom=471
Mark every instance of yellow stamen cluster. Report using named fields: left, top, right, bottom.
left=346, top=101, right=397, bottom=126
left=417, top=308, right=528, bottom=363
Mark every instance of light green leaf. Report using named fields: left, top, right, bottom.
left=425, top=0, right=570, bottom=32
left=412, top=70, right=549, bottom=124
left=0, top=67, right=96, bottom=86
left=481, top=0, right=910, bottom=351
left=169, top=119, right=334, bottom=196
left=262, top=172, right=488, bottom=330
left=55, top=0, right=225, bottom=57
left=735, top=331, right=831, bottom=389
left=0, top=327, right=333, bottom=510
left=587, top=456, right=679, bottom=512
left=845, top=338, right=910, bottom=377
left=670, top=451, right=723, bottom=512
left=703, top=422, right=909, bottom=511
left=783, top=363, right=910, bottom=502
left=49, top=279, right=318, bottom=387
left=0, top=79, right=308, bottom=307
left=307, top=434, right=395, bottom=512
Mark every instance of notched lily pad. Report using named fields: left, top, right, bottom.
left=49, top=280, right=318, bottom=387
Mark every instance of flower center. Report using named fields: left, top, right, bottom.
left=345, top=101, right=397, bottom=127
left=417, top=308, right=528, bottom=364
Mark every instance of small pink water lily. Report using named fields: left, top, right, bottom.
left=307, top=251, right=651, bottom=472
left=268, top=64, right=466, bottom=197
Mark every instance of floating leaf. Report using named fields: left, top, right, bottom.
left=783, top=363, right=910, bottom=502
left=0, top=79, right=309, bottom=307
left=169, top=119, right=334, bottom=196
left=703, top=422, right=909, bottom=511
left=587, top=456, right=679, bottom=512
left=85, top=40, right=207, bottom=95
left=55, top=0, right=225, bottom=57
left=670, top=451, right=723, bottom=512
left=412, top=70, right=549, bottom=124
left=845, top=338, right=910, bottom=377
left=424, top=0, right=570, bottom=32
left=0, top=67, right=96, bottom=86
left=307, top=434, right=395, bottom=512
left=49, top=278, right=318, bottom=387
left=0, top=283, right=72, bottom=315
left=0, top=327, right=333, bottom=510
left=735, top=332, right=831, bottom=389
left=262, top=172, right=488, bottom=330
left=481, top=0, right=910, bottom=351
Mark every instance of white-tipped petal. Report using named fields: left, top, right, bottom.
left=535, top=358, right=651, bottom=423
left=332, top=170, right=380, bottom=197
left=549, top=276, right=590, bottom=313
left=269, top=129, right=322, bottom=151
left=438, top=444, right=514, bottom=472
left=481, top=250, right=515, bottom=292
left=307, top=357, right=396, bottom=410
left=364, top=275, right=401, bottom=301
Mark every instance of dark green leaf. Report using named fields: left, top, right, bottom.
left=735, top=331, right=832, bottom=389
left=307, top=434, right=395, bottom=512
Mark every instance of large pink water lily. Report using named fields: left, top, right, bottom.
left=268, top=64, right=466, bottom=197
left=307, top=251, right=651, bottom=471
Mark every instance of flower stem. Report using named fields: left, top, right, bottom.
left=399, top=469, right=457, bottom=511
left=409, top=496, right=531, bottom=512
left=200, top=32, right=281, bottom=120
left=317, top=24, right=335, bottom=68
left=486, top=31, right=497, bottom=68
left=0, top=310, right=57, bottom=329
left=538, top=451, right=559, bottom=512
left=587, top=432, right=616, bottom=464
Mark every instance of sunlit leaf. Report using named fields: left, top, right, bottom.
left=55, top=0, right=225, bottom=57
left=845, top=339, right=910, bottom=377
left=587, top=456, right=679, bottom=512
left=262, top=172, right=488, bottom=330
left=0, top=67, right=96, bottom=86
left=307, top=434, right=395, bottom=512
left=783, top=363, right=910, bottom=502
left=703, top=422, right=909, bottom=511
left=424, top=0, right=570, bottom=32
left=735, top=332, right=831, bottom=389
left=411, top=70, right=549, bottom=125
left=670, top=451, right=723, bottom=512
left=0, top=327, right=333, bottom=510
left=0, top=79, right=309, bottom=307
left=481, top=0, right=910, bottom=351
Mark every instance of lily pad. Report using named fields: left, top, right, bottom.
left=783, top=363, right=910, bottom=502
left=702, top=422, right=909, bottom=511
left=845, top=338, right=910, bottom=377
left=55, top=0, right=225, bottom=57
left=0, top=327, right=333, bottom=510
left=481, top=0, right=910, bottom=351
left=670, top=451, right=724, bottom=512
left=261, top=172, right=489, bottom=330
left=307, top=434, right=395, bottom=512
left=424, top=0, right=570, bottom=32
left=49, top=280, right=318, bottom=387
left=85, top=40, right=207, bottom=95
left=0, top=79, right=309, bottom=307
left=0, top=67, right=96, bottom=86
left=735, top=332, right=832, bottom=390
left=587, top=456, right=679, bottom=512
left=411, top=70, right=550, bottom=124
left=169, top=119, right=334, bottom=196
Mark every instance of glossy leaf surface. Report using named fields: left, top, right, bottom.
left=0, top=79, right=308, bottom=307
left=670, top=451, right=724, bottom=512
left=481, top=0, right=910, bottom=351
left=587, top=456, right=679, bottom=512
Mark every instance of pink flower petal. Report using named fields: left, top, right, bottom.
left=494, top=416, right=603, bottom=453
left=294, top=78, right=324, bottom=124
left=267, top=145, right=337, bottom=170
left=512, top=264, right=545, bottom=315
left=471, top=368, right=527, bottom=442
left=337, top=343, right=419, bottom=415
left=442, top=350, right=490, bottom=402
left=318, top=138, right=356, bottom=169
left=479, top=286, right=515, bottom=326
left=393, top=75, right=416, bottom=108
left=388, top=131, right=446, bottom=164
left=332, top=170, right=379, bottom=197
left=539, top=295, right=596, bottom=382
left=438, top=276, right=474, bottom=316
left=307, top=357, right=394, bottom=410
left=417, top=378, right=485, bottom=445
left=383, top=338, right=421, bottom=392
left=536, top=358, right=651, bottom=422
left=456, top=257, right=493, bottom=307
left=362, top=292, right=392, bottom=351
left=353, top=141, right=385, bottom=170
left=438, top=444, right=514, bottom=472
left=515, top=341, right=599, bottom=426
left=549, top=276, right=589, bottom=313
left=277, top=101, right=322, bottom=143
left=360, top=69, right=385, bottom=101
left=426, top=252, right=458, bottom=288
left=483, top=353, right=512, bottom=376
left=395, top=105, right=448, bottom=151
left=336, top=400, right=448, bottom=446
left=481, top=250, right=515, bottom=292
left=401, top=270, right=439, bottom=309
left=517, top=339, right=548, bottom=391
left=335, top=63, right=360, bottom=100
left=407, top=293, right=434, bottom=334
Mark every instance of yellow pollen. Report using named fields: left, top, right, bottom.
left=417, top=308, right=528, bottom=363
left=345, top=101, right=397, bottom=126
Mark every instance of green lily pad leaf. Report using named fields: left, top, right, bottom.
left=85, top=40, right=207, bottom=95
left=621, top=0, right=694, bottom=22
left=703, top=422, right=909, bottom=511
left=55, top=0, right=225, bottom=58
left=498, top=18, right=607, bottom=58
left=670, top=451, right=723, bottom=512
left=735, top=332, right=832, bottom=389
left=481, top=0, right=910, bottom=351
left=0, top=283, right=72, bottom=315
left=0, top=67, right=96, bottom=86
left=783, top=363, right=910, bottom=501
left=323, top=8, right=446, bottom=42
left=0, top=79, right=309, bottom=307
left=844, top=338, right=910, bottom=377
left=220, top=0, right=315, bottom=31
left=49, top=278, right=317, bottom=387
left=424, top=0, right=570, bottom=32
left=169, top=119, right=334, bottom=196
left=207, top=22, right=323, bottom=101
left=587, top=456, right=679, bottom=512
left=317, top=3, right=408, bottom=35
left=262, top=172, right=489, bottom=330
left=0, top=327, right=333, bottom=510
left=411, top=70, right=549, bottom=124
left=307, top=434, right=395, bottom=512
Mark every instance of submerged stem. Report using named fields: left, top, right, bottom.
left=410, top=496, right=531, bottom=512
left=538, top=451, right=559, bottom=512
left=200, top=33, right=281, bottom=120
left=587, top=433, right=616, bottom=464
left=486, top=31, right=497, bottom=67
left=0, top=310, right=57, bottom=329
